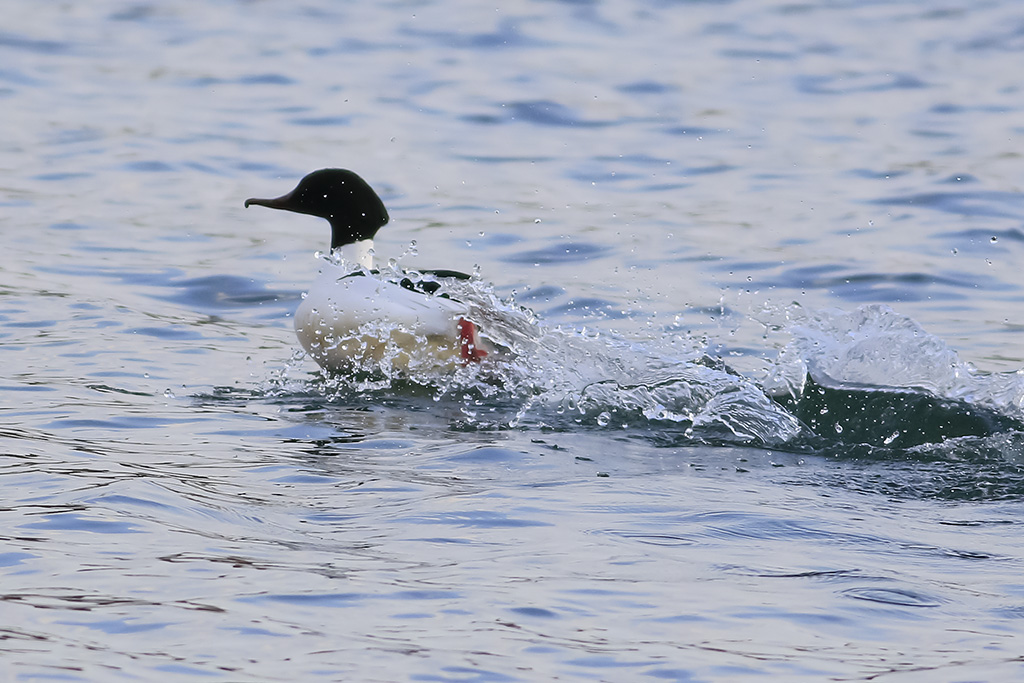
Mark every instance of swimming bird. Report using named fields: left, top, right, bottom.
left=245, top=168, right=492, bottom=373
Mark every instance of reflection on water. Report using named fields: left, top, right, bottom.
left=2, top=0, right=1024, bottom=680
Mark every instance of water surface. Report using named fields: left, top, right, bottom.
left=2, top=1, right=1024, bottom=680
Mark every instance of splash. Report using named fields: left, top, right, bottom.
left=765, top=303, right=1024, bottom=418
left=754, top=303, right=1024, bottom=450
left=263, top=262, right=804, bottom=445
left=261, top=262, right=1023, bottom=452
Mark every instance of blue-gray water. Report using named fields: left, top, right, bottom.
left=3, top=1, right=1024, bottom=680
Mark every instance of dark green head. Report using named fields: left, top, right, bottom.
left=245, top=168, right=389, bottom=250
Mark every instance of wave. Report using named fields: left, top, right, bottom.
left=260, top=267, right=1024, bottom=454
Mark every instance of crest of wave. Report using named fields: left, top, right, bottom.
left=762, top=303, right=1024, bottom=419
left=269, top=263, right=803, bottom=445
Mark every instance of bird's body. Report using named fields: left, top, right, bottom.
left=293, top=248, right=476, bottom=373
left=245, top=169, right=491, bottom=373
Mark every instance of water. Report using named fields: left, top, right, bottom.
left=3, top=0, right=1024, bottom=680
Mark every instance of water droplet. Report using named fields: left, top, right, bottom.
left=534, top=218, right=542, bottom=224
left=991, top=236, right=998, bottom=243
left=163, top=388, right=175, bottom=399
left=597, top=412, right=611, bottom=426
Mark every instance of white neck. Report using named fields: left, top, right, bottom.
left=334, top=239, right=374, bottom=270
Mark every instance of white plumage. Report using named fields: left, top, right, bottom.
left=246, top=170, right=490, bottom=373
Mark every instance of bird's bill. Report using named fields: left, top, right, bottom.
left=244, top=191, right=293, bottom=210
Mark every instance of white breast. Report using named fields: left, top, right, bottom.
left=294, top=261, right=469, bottom=373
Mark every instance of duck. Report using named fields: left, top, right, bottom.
left=245, top=168, right=493, bottom=374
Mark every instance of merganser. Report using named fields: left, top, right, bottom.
left=245, top=168, right=492, bottom=373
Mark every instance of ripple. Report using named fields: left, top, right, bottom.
left=868, top=190, right=1024, bottom=219
left=33, top=171, right=92, bottom=181
left=502, top=241, right=610, bottom=264
left=940, top=227, right=1024, bottom=249
left=288, top=115, right=351, bottom=127
left=237, top=73, right=296, bottom=86
left=448, top=447, right=523, bottom=463
left=469, top=100, right=613, bottom=128
left=617, top=81, right=676, bottom=94
left=242, top=592, right=365, bottom=606
left=126, top=326, right=205, bottom=340
left=404, top=19, right=540, bottom=49
left=56, top=618, right=171, bottom=635
left=19, top=512, right=144, bottom=535
left=0, top=32, right=71, bottom=54
left=760, top=264, right=1004, bottom=301
left=795, top=72, right=928, bottom=95
left=0, top=552, right=36, bottom=567
left=607, top=530, right=698, bottom=547
left=406, top=511, right=552, bottom=529
left=0, top=68, right=43, bottom=86
left=158, top=274, right=300, bottom=313
left=121, top=160, right=176, bottom=173
left=509, top=606, right=559, bottom=619
left=840, top=587, right=942, bottom=608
